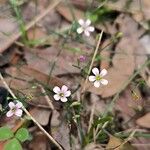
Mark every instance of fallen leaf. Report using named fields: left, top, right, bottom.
left=51, top=121, right=70, bottom=150
left=30, top=107, right=51, bottom=126
left=84, top=142, right=103, bottom=150
left=106, top=136, right=136, bottom=150
left=136, top=113, right=150, bottom=128
left=28, top=132, right=48, bottom=150
left=85, top=14, right=147, bottom=98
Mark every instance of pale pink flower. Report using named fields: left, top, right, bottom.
left=79, top=55, right=86, bottom=62
left=53, top=85, right=71, bottom=102
left=89, top=67, right=108, bottom=88
left=77, top=19, right=95, bottom=36
left=6, top=101, right=23, bottom=117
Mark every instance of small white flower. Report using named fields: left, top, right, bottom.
left=77, top=19, right=95, bottom=36
left=6, top=101, right=23, bottom=117
left=53, top=85, right=71, bottom=102
left=89, top=67, right=108, bottom=88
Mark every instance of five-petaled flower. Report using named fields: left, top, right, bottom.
left=6, top=101, right=23, bottom=117
left=53, top=85, right=71, bottom=102
left=89, top=67, right=108, bottom=88
left=77, top=19, right=95, bottom=36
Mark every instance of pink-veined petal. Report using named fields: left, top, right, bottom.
left=94, top=81, right=100, bottom=88
left=6, top=110, right=14, bottom=117
left=15, top=109, right=23, bottom=117
left=77, top=27, right=83, bottom=34
left=53, top=94, right=60, bottom=101
left=100, top=79, right=108, bottom=85
left=61, top=85, right=68, bottom=92
left=89, top=76, right=96, bottom=82
left=100, top=69, right=107, bottom=77
left=78, top=19, right=84, bottom=26
left=84, top=30, right=90, bottom=36
left=92, top=67, right=99, bottom=75
left=87, top=26, right=95, bottom=32
left=65, top=90, right=71, bottom=97
left=60, top=97, right=68, bottom=102
left=53, top=86, right=60, bottom=94
left=85, top=19, right=91, bottom=26
left=8, top=102, right=15, bottom=109
left=16, top=101, right=23, bottom=108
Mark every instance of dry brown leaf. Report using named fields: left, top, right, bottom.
left=5, top=65, right=65, bottom=108
left=56, top=3, right=112, bottom=32
left=30, top=107, right=51, bottom=126
left=84, top=142, right=103, bottom=150
left=106, top=0, right=150, bottom=21
left=51, top=121, right=70, bottom=150
left=24, top=43, right=92, bottom=75
left=136, top=113, right=150, bottom=128
left=106, top=136, right=136, bottom=150
left=85, top=14, right=146, bottom=98
left=27, top=26, right=47, bottom=41
left=28, top=132, right=48, bottom=150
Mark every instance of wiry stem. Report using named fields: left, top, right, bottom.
left=81, top=30, right=103, bottom=93
left=0, top=73, right=63, bottom=150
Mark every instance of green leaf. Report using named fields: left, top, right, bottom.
left=15, top=128, right=29, bottom=142
left=4, top=138, right=22, bottom=150
left=0, top=126, right=14, bottom=141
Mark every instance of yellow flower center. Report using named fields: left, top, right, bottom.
left=96, top=75, right=102, bottom=81
left=12, top=107, right=17, bottom=112
left=59, top=93, right=64, bottom=97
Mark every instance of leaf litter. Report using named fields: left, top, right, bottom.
left=0, top=0, right=150, bottom=150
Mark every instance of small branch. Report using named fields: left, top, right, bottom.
left=0, top=73, right=63, bottom=150
left=81, top=31, right=103, bottom=93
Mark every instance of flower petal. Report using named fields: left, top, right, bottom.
left=53, top=86, right=60, bottom=94
left=54, top=94, right=60, bottom=101
left=94, top=81, right=100, bottom=88
left=6, top=110, right=14, bottom=117
left=84, top=30, right=90, bottom=36
left=92, top=67, right=99, bottom=75
left=87, top=26, right=95, bottom=32
left=61, top=85, right=68, bottom=92
left=77, top=27, right=83, bottom=34
left=100, top=79, right=108, bottom=85
left=89, top=76, right=96, bottom=82
left=100, top=69, right=107, bottom=77
left=16, top=101, right=23, bottom=108
left=8, top=102, right=15, bottom=109
left=15, top=109, right=23, bottom=117
left=65, top=90, right=71, bottom=97
left=78, top=19, right=84, bottom=26
left=60, top=97, right=68, bottom=102
left=85, top=19, right=91, bottom=26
